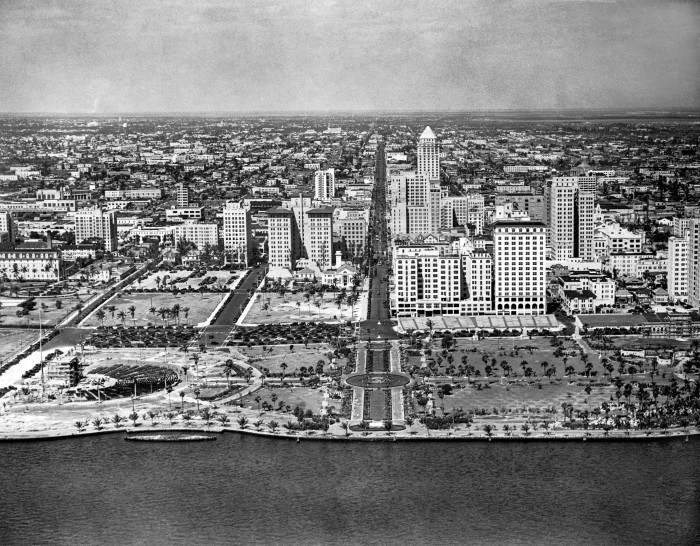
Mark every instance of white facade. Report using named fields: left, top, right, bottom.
left=305, top=208, right=334, bottom=270
left=0, top=249, right=61, bottom=280
left=668, top=235, right=689, bottom=303
left=267, top=208, right=296, bottom=269
left=173, top=221, right=219, bottom=251
left=222, top=201, right=253, bottom=266
left=177, top=183, right=190, bottom=207
left=546, top=178, right=594, bottom=261
left=313, top=168, right=335, bottom=201
left=0, top=212, right=18, bottom=242
left=595, top=223, right=644, bottom=258
left=688, top=220, right=700, bottom=308
left=75, top=207, right=117, bottom=251
left=493, top=221, right=547, bottom=315
left=417, top=126, right=440, bottom=180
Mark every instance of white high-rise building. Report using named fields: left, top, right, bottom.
left=417, top=126, right=440, bottom=180
left=313, top=169, right=335, bottom=201
left=493, top=221, right=547, bottom=315
left=668, top=235, right=689, bottom=303
left=222, top=201, right=253, bottom=266
left=545, top=178, right=594, bottom=261
left=177, top=182, right=190, bottom=207
left=267, top=207, right=296, bottom=269
left=687, top=219, right=700, bottom=307
left=305, top=207, right=334, bottom=270
left=173, top=221, right=219, bottom=251
left=0, top=211, right=18, bottom=242
left=75, top=207, right=117, bottom=251
left=393, top=246, right=462, bottom=316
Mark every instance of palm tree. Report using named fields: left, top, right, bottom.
left=128, top=305, right=136, bottom=320
left=111, top=414, right=124, bottom=428
left=95, top=308, right=106, bottom=328
left=92, top=417, right=104, bottom=430
left=269, top=420, right=279, bottom=433
left=117, top=310, right=126, bottom=325
left=129, top=411, right=139, bottom=427
left=217, top=414, right=230, bottom=427
left=483, top=424, right=495, bottom=438
left=166, top=382, right=173, bottom=410
left=171, top=303, right=181, bottom=325
left=182, top=307, right=190, bottom=323
left=255, top=395, right=262, bottom=415
left=237, top=415, right=248, bottom=429
left=179, top=391, right=186, bottom=411
left=223, top=365, right=233, bottom=387
left=426, top=319, right=434, bottom=340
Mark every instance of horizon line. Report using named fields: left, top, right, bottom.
left=1, top=107, right=700, bottom=117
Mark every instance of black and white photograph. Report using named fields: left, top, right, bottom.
left=0, top=1, right=698, bottom=545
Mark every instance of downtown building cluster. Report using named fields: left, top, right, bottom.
left=0, top=117, right=375, bottom=285
left=388, top=124, right=700, bottom=322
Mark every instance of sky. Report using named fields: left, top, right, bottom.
left=0, top=0, right=698, bottom=113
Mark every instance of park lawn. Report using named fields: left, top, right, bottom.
left=0, top=328, right=42, bottom=357
left=0, top=296, right=81, bottom=327
left=133, top=269, right=239, bottom=291
left=240, top=387, right=326, bottom=415
left=236, top=344, right=334, bottom=375
left=242, top=291, right=357, bottom=324
left=600, top=336, right=695, bottom=352
left=410, top=336, right=605, bottom=379
left=82, top=292, right=223, bottom=327
left=429, top=381, right=616, bottom=418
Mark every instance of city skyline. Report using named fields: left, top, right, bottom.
left=1, top=0, right=698, bottom=114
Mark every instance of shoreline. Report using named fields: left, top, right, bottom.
left=1, top=423, right=697, bottom=443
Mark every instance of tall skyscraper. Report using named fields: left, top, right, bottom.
left=75, top=207, right=118, bottom=251
left=493, top=221, right=547, bottom=315
left=313, top=168, right=335, bottom=201
left=687, top=219, right=700, bottom=307
left=0, top=211, right=18, bottom=242
left=177, top=182, right=190, bottom=207
left=305, top=207, right=334, bottom=270
left=223, top=201, right=253, bottom=266
left=668, top=234, right=689, bottom=303
left=267, top=207, right=296, bottom=269
left=545, top=178, right=594, bottom=261
left=417, top=126, right=440, bottom=180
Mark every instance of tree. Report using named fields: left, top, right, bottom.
left=237, top=415, right=249, bottom=429
left=217, top=414, right=230, bottom=427
left=129, top=411, right=139, bottom=427
left=255, top=395, right=262, bottom=415
left=95, top=308, right=106, bottom=328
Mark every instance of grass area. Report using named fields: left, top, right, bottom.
left=235, top=344, right=334, bottom=375
left=82, top=292, right=223, bottom=327
left=242, top=291, right=359, bottom=324
left=407, top=337, right=605, bottom=379
left=432, top=381, right=615, bottom=417
left=0, top=328, right=42, bottom=357
left=133, top=269, right=238, bottom=291
left=240, top=387, right=326, bottom=415
left=598, top=336, right=695, bottom=351
left=0, top=296, right=81, bottom=327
